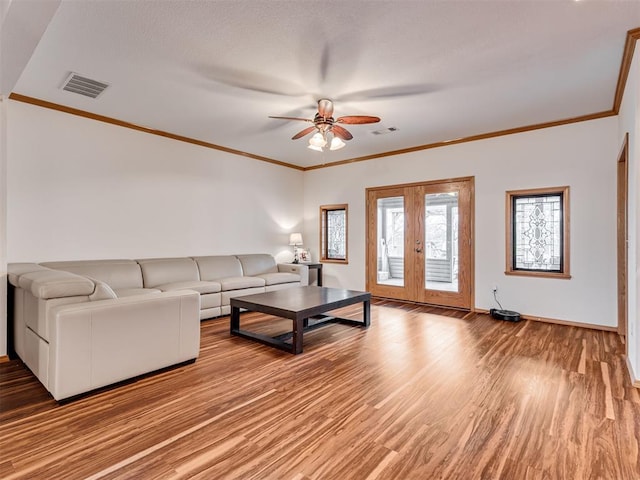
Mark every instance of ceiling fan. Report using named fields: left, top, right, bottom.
left=269, top=99, right=381, bottom=151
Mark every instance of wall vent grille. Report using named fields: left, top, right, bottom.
left=371, top=126, right=398, bottom=136
left=61, top=73, right=109, bottom=99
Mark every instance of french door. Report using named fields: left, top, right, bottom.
left=366, top=177, right=474, bottom=310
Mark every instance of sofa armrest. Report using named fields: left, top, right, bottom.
left=277, top=263, right=309, bottom=286
left=48, top=290, right=200, bottom=401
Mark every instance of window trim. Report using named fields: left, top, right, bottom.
left=505, top=186, right=571, bottom=279
left=319, top=204, right=348, bottom=264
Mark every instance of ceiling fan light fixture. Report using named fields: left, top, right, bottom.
left=309, top=131, right=327, bottom=148
left=329, top=136, right=346, bottom=150
left=269, top=99, right=381, bottom=153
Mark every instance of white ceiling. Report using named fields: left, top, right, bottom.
left=9, top=0, right=640, bottom=169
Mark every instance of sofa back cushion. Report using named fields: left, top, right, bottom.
left=137, top=257, right=199, bottom=288
left=236, top=254, right=277, bottom=276
left=41, top=260, right=144, bottom=290
left=193, top=256, right=243, bottom=280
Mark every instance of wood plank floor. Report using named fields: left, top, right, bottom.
left=1, top=299, right=639, bottom=479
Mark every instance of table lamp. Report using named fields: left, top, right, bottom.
left=289, top=232, right=303, bottom=263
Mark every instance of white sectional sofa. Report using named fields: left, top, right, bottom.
left=8, top=254, right=308, bottom=401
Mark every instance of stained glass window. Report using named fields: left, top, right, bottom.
left=513, top=195, right=561, bottom=271
left=320, top=204, right=348, bottom=263
left=506, top=187, right=570, bottom=278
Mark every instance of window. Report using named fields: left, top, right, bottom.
left=320, top=204, right=348, bottom=263
left=506, top=186, right=570, bottom=279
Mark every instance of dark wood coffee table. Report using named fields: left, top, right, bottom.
left=230, top=286, right=371, bottom=354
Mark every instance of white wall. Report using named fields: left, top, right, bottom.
left=0, top=98, right=6, bottom=357
left=618, top=41, right=640, bottom=382
left=7, top=100, right=304, bottom=261
left=3, top=100, right=306, bottom=354
left=1, top=99, right=622, bottom=357
left=1, top=0, right=63, bottom=358
left=304, top=116, right=619, bottom=328
left=3, top=99, right=305, bottom=355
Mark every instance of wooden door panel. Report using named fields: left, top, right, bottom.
left=366, top=187, right=413, bottom=301
left=417, top=179, right=473, bottom=309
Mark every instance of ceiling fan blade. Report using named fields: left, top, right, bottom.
left=336, top=84, right=438, bottom=102
left=336, top=115, right=381, bottom=125
left=198, top=64, right=308, bottom=97
left=292, top=126, right=317, bottom=140
left=317, top=99, right=334, bottom=118
left=332, top=125, right=353, bottom=141
left=269, top=116, right=314, bottom=123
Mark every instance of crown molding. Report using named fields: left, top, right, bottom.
left=8, top=93, right=304, bottom=171
left=10, top=25, right=640, bottom=173
left=307, top=26, right=638, bottom=170
left=613, top=27, right=640, bottom=113
left=303, top=110, right=615, bottom=171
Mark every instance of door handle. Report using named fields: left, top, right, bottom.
left=416, top=248, right=423, bottom=253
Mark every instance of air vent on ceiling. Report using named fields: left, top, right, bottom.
left=61, top=72, right=109, bottom=99
left=371, top=126, right=398, bottom=136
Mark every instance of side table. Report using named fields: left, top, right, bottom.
left=294, top=262, right=323, bottom=286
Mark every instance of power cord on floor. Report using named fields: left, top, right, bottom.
left=493, top=289, right=504, bottom=311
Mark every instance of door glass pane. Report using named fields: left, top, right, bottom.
left=377, top=196, right=404, bottom=286
left=425, top=192, right=459, bottom=292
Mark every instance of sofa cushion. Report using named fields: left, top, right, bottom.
left=155, top=280, right=221, bottom=294
left=254, top=272, right=300, bottom=286
left=192, top=256, right=243, bottom=281
left=113, top=288, right=161, bottom=298
left=41, top=260, right=144, bottom=290
left=236, top=254, right=277, bottom=276
left=200, top=293, right=221, bottom=309
left=137, top=258, right=200, bottom=288
left=221, top=287, right=266, bottom=306
left=200, top=307, right=222, bottom=320
left=19, top=270, right=95, bottom=299
left=218, top=276, right=265, bottom=291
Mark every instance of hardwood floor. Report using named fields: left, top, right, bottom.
left=1, top=299, right=639, bottom=479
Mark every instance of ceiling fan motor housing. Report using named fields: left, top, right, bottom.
left=317, top=98, right=334, bottom=119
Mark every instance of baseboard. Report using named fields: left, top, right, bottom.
left=0, top=355, right=9, bottom=363
left=626, top=356, right=640, bottom=389
left=475, top=308, right=617, bottom=332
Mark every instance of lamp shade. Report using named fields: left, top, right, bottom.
left=289, top=232, right=303, bottom=246
left=309, top=132, right=327, bottom=148
left=329, top=136, right=346, bottom=150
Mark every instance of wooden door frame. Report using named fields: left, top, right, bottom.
left=365, top=176, right=475, bottom=310
left=617, top=133, right=629, bottom=343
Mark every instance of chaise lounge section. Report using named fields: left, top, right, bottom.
left=8, top=253, right=308, bottom=400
